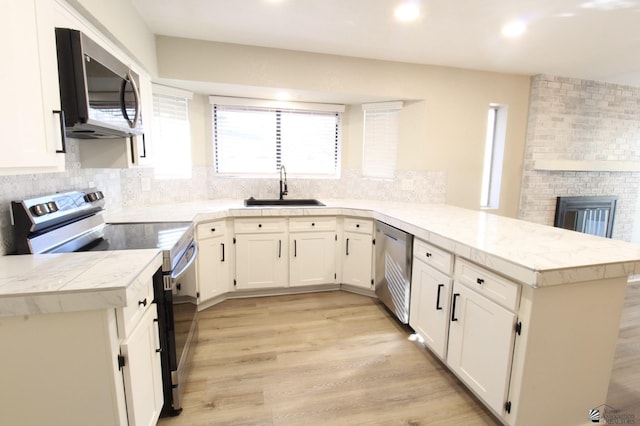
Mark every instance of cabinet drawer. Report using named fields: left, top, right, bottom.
left=454, top=259, right=520, bottom=311
left=119, top=279, right=155, bottom=337
left=234, top=218, right=287, bottom=234
left=343, top=218, right=373, bottom=234
left=413, top=238, right=453, bottom=275
left=196, top=220, right=227, bottom=240
left=289, top=216, right=336, bottom=232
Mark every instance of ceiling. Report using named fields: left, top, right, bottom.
left=131, top=0, right=640, bottom=93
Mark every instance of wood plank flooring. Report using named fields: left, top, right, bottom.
left=159, top=284, right=640, bottom=425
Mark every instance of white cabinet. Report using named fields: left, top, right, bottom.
left=341, top=218, right=374, bottom=289
left=447, top=280, right=517, bottom=415
left=235, top=218, right=288, bottom=289
left=289, top=217, right=337, bottom=287
left=409, top=257, right=452, bottom=359
left=120, top=304, right=164, bottom=426
left=0, top=0, right=65, bottom=174
left=196, top=220, right=233, bottom=301
left=0, top=266, right=164, bottom=426
left=409, top=238, right=454, bottom=359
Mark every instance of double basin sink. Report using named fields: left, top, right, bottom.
left=244, top=197, right=325, bottom=207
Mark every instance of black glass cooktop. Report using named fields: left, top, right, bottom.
left=78, top=222, right=192, bottom=252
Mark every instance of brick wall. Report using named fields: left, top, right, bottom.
left=518, top=75, right=640, bottom=241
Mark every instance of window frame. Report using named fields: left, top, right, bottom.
left=151, top=84, right=193, bottom=180
left=361, top=101, right=403, bottom=179
left=210, top=96, right=344, bottom=179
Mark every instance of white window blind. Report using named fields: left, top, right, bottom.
left=362, top=101, right=403, bottom=179
left=212, top=99, right=342, bottom=177
left=152, top=85, right=193, bottom=179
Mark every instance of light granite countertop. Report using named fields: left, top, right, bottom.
left=3, top=199, right=640, bottom=318
left=0, top=250, right=162, bottom=317
left=105, top=199, right=640, bottom=287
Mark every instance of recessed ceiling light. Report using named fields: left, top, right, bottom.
left=275, top=91, right=291, bottom=101
left=501, top=20, right=527, bottom=38
left=394, top=3, right=421, bottom=22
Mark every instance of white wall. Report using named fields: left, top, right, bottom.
left=155, top=37, right=531, bottom=217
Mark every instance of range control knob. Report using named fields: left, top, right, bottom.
left=30, top=203, right=50, bottom=217
left=85, top=192, right=98, bottom=202
left=46, top=201, right=59, bottom=213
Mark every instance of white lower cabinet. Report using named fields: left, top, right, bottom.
left=0, top=266, right=164, bottom=426
left=409, top=257, right=452, bottom=359
left=120, top=304, right=164, bottom=426
left=341, top=218, right=374, bottom=289
left=447, top=280, right=517, bottom=415
left=289, top=217, right=337, bottom=287
left=196, top=220, right=233, bottom=301
left=235, top=218, right=288, bottom=289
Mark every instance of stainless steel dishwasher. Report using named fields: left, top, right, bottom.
left=374, top=221, right=413, bottom=324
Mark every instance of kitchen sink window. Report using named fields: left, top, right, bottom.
left=362, top=101, right=403, bottom=179
left=210, top=96, right=343, bottom=178
left=152, top=85, right=193, bottom=179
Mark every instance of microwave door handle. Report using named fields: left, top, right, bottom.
left=120, top=71, right=141, bottom=129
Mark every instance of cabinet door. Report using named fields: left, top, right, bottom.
left=447, top=282, right=516, bottom=415
left=342, top=231, right=373, bottom=289
left=0, top=0, right=65, bottom=172
left=290, top=231, right=336, bottom=286
left=409, top=259, right=452, bottom=359
left=235, top=233, right=288, bottom=289
left=120, top=304, right=164, bottom=426
left=197, top=233, right=232, bottom=301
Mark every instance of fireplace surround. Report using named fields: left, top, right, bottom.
left=554, top=196, right=617, bottom=238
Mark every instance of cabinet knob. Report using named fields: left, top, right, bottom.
left=426, top=252, right=432, bottom=258
left=138, top=298, right=147, bottom=307
left=356, top=224, right=360, bottom=228
left=258, top=224, right=262, bottom=228
left=476, top=278, right=485, bottom=285
left=211, top=228, right=215, bottom=232
left=312, top=222, right=315, bottom=226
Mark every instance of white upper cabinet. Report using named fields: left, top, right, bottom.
left=0, top=0, right=65, bottom=174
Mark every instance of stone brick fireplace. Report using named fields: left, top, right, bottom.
left=518, top=75, right=640, bottom=242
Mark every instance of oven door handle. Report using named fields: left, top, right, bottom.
left=171, top=241, right=198, bottom=282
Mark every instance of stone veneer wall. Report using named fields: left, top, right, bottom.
left=519, top=75, right=640, bottom=242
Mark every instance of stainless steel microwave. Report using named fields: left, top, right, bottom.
left=55, top=28, right=143, bottom=139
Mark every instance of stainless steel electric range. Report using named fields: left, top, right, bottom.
left=10, top=189, right=198, bottom=417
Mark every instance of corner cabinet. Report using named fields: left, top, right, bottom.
left=289, top=217, right=338, bottom=287
left=0, top=0, right=65, bottom=174
left=341, top=218, right=374, bottom=289
left=196, top=219, right=233, bottom=302
left=234, top=218, right=288, bottom=289
left=0, top=265, right=164, bottom=426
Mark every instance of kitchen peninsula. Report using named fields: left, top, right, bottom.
left=2, top=199, right=639, bottom=426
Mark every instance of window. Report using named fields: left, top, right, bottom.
left=211, top=97, right=343, bottom=177
left=362, top=101, right=403, bottom=179
left=152, top=85, right=193, bottom=179
left=480, top=104, right=508, bottom=209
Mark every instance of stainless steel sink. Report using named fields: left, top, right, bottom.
left=244, top=197, right=325, bottom=207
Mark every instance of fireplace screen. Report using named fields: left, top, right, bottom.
left=554, top=196, right=617, bottom=238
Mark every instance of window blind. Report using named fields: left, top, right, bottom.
left=212, top=102, right=341, bottom=177
left=362, top=101, right=403, bottom=179
left=152, top=88, right=192, bottom=179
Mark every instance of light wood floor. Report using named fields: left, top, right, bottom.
left=159, top=284, right=640, bottom=426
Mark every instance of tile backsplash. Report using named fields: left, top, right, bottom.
left=0, top=140, right=121, bottom=255
left=0, top=141, right=446, bottom=255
